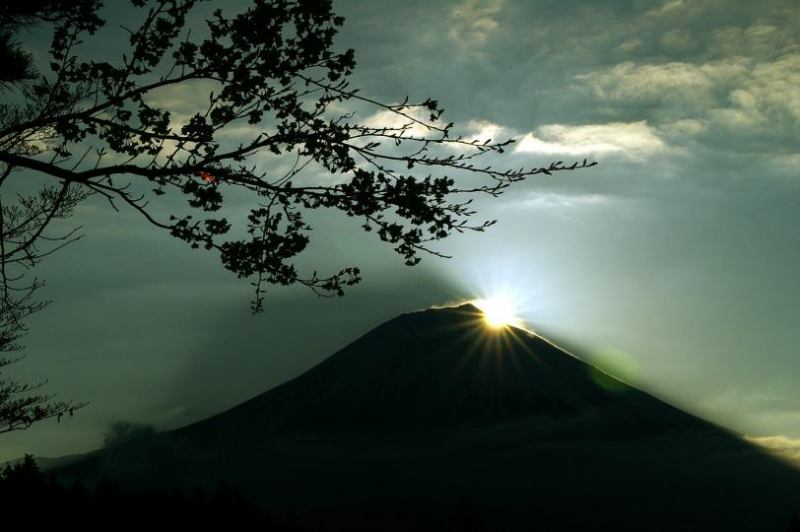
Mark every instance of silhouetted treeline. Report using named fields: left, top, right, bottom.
left=5, top=454, right=799, bottom=531
left=0, top=455, right=300, bottom=529
left=789, top=511, right=800, bottom=532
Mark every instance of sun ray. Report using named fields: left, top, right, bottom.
left=473, top=297, right=524, bottom=330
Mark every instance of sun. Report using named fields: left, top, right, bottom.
left=473, top=297, right=523, bottom=329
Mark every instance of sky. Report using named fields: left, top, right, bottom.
left=2, top=0, right=799, bottom=461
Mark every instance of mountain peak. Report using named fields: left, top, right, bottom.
left=180, top=303, right=694, bottom=440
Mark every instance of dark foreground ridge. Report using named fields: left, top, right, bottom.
left=56, top=304, right=800, bottom=531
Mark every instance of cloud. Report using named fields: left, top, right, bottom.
left=708, top=23, right=799, bottom=60
left=514, top=121, right=666, bottom=158
left=617, top=38, right=642, bottom=54
left=463, top=119, right=510, bottom=144
left=518, top=192, right=615, bottom=210
left=577, top=49, right=800, bottom=150
left=103, top=422, right=157, bottom=449
left=578, top=59, right=750, bottom=108
left=773, top=153, right=800, bottom=176
left=660, top=29, right=694, bottom=52
left=361, top=107, right=440, bottom=138
left=745, top=435, right=800, bottom=467
left=644, top=0, right=689, bottom=18
left=659, top=119, right=708, bottom=136
left=144, top=79, right=221, bottom=125
left=448, top=0, right=504, bottom=49
left=439, top=119, right=514, bottom=152
left=739, top=53, right=800, bottom=122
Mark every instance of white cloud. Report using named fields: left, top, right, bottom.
left=443, top=119, right=514, bottom=151
left=578, top=59, right=750, bottom=106
left=702, top=53, right=800, bottom=128
left=144, top=79, right=222, bottom=125
left=744, top=53, right=800, bottom=121
left=361, top=107, right=438, bottom=138
left=519, top=192, right=614, bottom=210
left=578, top=51, right=800, bottom=141
left=463, top=119, right=509, bottom=144
left=514, top=121, right=666, bottom=158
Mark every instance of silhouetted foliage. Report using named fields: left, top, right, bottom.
left=0, top=0, right=593, bottom=431
left=0, top=184, right=84, bottom=432
left=0, top=357, right=80, bottom=433
left=0, top=454, right=295, bottom=528
left=0, top=0, right=593, bottom=311
left=0, top=229, right=83, bottom=433
left=0, top=1, right=102, bottom=88
left=0, top=1, right=95, bottom=432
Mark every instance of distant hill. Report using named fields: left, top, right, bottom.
left=3, top=452, right=85, bottom=471
left=56, top=304, right=800, bottom=531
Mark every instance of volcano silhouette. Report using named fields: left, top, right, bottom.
left=57, top=304, right=800, bottom=531
left=177, top=304, right=703, bottom=439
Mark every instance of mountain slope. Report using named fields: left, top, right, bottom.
left=178, top=304, right=703, bottom=440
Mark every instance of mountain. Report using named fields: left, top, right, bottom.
left=56, top=304, right=800, bottom=531
left=178, top=304, right=704, bottom=439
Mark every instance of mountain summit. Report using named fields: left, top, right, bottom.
left=58, top=304, right=800, bottom=531
left=181, top=303, right=700, bottom=440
